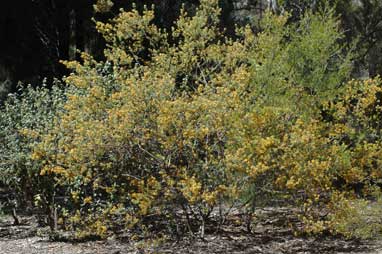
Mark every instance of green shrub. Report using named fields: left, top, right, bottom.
left=31, top=0, right=254, bottom=238
left=250, top=8, right=352, bottom=115
left=20, top=0, right=382, bottom=240
left=0, top=81, right=66, bottom=218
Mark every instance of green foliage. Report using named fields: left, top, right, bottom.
left=251, top=8, right=352, bottom=115
left=2, top=0, right=382, bottom=241
left=230, top=76, right=382, bottom=237
left=279, top=0, right=382, bottom=77
left=32, top=0, right=253, bottom=238
left=0, top=81, right=66, bottom=209
left=329, top=193, right=382, bottom=239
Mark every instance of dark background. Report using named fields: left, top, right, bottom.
left=1, top=0, right=381, bottom=99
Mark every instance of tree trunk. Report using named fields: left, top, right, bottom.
left=69, top=9, right=77, bottom=61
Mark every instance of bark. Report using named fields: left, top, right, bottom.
left=68, top=9, right=77, bottom=61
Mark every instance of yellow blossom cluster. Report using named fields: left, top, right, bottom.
left=30, top=0, right=252, bottom=237
left=22, top=0, right=379, bottom=240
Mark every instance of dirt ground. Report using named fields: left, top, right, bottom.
left=1, top=209, right=382, bottom=254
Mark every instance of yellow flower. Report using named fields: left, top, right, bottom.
left=83, top=196, right=92, bottom=204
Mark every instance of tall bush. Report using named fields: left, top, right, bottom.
left=25, top=0, right=382, bottom=240
left=32, top=0, right=255, bottom=238
left=0, top=81, right=66, bottom=223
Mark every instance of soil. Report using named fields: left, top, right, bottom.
left=1, top=208, right=382, bottom=254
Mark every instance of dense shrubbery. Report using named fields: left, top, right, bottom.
left=2, top=0, right=382, bottom=240
left=0, top=81, right=66, bottom=226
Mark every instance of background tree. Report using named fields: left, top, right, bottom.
left=277, top=0, right=382, bottom=78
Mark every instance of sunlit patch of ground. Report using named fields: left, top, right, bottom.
left=0, top=208, right=381, bottom=254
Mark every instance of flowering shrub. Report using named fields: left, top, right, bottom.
left=10, top=0, right=380, bottom=240
left=228, top=77, right=382, bottom=237
left=0, top=82, right=66, bottom=226
left=31, top=0, right=254, bottom=238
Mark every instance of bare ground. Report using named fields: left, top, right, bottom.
left=1, top=208, right=382, bottom=254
